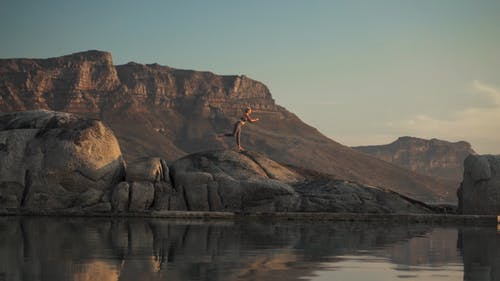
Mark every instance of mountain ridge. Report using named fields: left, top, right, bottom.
left=353, top=136, right=475, bottom=185
left=0, top=50, right=457, bottom=203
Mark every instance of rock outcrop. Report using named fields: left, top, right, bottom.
left=0, top=111, right=433, bottom=214
left=168, top=150, right=303, bottom=212
left=0, top=110, right=125, bottom=211
left=121, top=150, right=429, bottom=214
left=0, top=51, right=454, bottom=203
left=164, top=150, right=433, bottom=213
left=458, top=154, right=500, bottom=214
left=0, top=50, right=119, bottom=113
left=125, top=157, right=169, bottom=183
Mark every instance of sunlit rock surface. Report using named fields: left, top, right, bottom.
left=0, top=110, right=125, bottom=211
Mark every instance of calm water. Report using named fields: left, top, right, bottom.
left=0, top=217, right=497, bottom=281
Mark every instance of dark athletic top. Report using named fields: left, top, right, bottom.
left=240, top=112, right=251, bottom=122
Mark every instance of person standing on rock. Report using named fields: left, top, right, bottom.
left=219, top=107, right=259, bottom=151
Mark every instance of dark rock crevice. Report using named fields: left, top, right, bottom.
left=182, top=185, right=191, bottom=211
left=20, top=170, right=31, bottom=207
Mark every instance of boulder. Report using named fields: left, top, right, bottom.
left=126, top=157, right=169, bottom=182
left=295, top=179, right=431, bottom=213
left=81, top=202, right=112, bottom=212
left=129, top=181, right=155, bottom=211
left=0, top=110, right=125, bottom=210
left=111, top=182, right=130, bottom=212
left=458, top=154, right=500, bottom=214
left=466, top=155, right=492, bottom=182
left=240, top=151, right=304, bottom=183
left=240, top=178, right=300, bottom=212
left=169, top=150, right=302, bottom=212
left=168, top=150, right=432, bottom=213
left=152, top=181, right=176, bottom=210
left=0, top=130, right=38, bottom=209
left=0, top=182, right=24, bottom=209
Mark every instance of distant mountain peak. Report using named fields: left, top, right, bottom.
left=394, top=136, right=472, bottom=147
left=354, top=137, right=476, bottom=184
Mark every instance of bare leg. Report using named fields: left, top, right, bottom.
left=236, top=125, right=242, bottom=150
left=220, top=121, right=244, bottom=150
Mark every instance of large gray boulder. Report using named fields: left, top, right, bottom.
left=458, top=154, right=500, bottom=214
left=169, top=150, right=302, bottom=212
left=0, top=110, right=125, bottom=211
left=129, top=181, right=155, bottom=211
left=124, top=157, right=173, bottom=211
left=295, top=179, right=432, bottom=213
left=168, top=150, right=433, bottom=213
left=111, top=182, right=130, bottom=212
left=126, top=157, right=169, bottom=182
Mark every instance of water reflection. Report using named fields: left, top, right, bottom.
left=0, top=217, right=495, bottom=281
left=460, top=227, right=500, bottom=281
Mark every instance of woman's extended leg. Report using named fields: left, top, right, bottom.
left=220, top=121, right=244, bottom=150
left=224, top=121, right=241, bottom=137
left=235, top=124, right=242, bottom=150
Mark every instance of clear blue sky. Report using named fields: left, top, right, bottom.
left=1, top=0, right=499, bottom=153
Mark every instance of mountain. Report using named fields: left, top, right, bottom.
left=0, top=50, right=456, bottom=203
left=353, top=137, right=476, bottom=184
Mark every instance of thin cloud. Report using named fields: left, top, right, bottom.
left=472, top=80, right=500, bottom=105
left=389, top=80, right=500, bottom=154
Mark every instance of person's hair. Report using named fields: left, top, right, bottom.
left=245, top=107, right=251, bottom=113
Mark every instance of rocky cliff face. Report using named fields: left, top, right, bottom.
left=0, top=51, right=456, bottom=203
left=458, top=154, right=500, bottom=215
left=353, top=137, right=476, bottom=184
left=0, top=50, right=119, bottom=113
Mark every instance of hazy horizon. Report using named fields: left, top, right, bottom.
left=1, top=0, right=499, bottom=154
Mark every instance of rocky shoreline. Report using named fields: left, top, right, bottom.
left=0, top=110, right=437, bottom=215
left=0, top=210, right=496, bottom=226
left=1, top=110, right=499, bottom=218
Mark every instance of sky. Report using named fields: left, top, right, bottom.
left=1, top=0, right=499, bottom=154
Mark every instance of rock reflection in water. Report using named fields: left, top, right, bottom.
left=459, top=227, right=500, bottom=281
left=0, top=217, right=488, bottom=281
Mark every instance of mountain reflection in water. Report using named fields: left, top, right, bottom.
left=0, top=217, right=497, bottom=281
